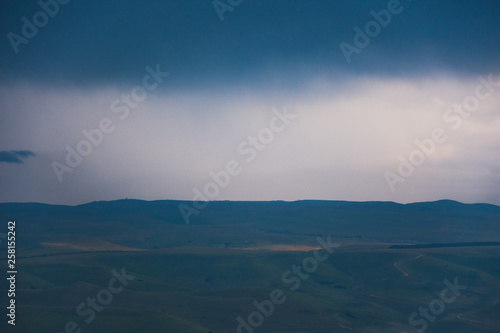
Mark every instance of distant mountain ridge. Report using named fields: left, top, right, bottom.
left=1, top=199, right=499, bottom=251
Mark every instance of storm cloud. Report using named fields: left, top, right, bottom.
left=0, top=0, right=499, bottom=205
left=1, top=0, right=499, bottom=86
left=0, top=150, right=36, bottom=164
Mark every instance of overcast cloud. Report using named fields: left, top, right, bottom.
left=0, top=0, right=499, bottom=205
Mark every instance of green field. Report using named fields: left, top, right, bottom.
left=0, top=199, right=499, bottom=332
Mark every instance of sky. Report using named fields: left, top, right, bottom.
left=0, top=0, right=499, bottom=205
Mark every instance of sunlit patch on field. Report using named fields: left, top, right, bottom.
left=239, top=244, right=321, bottom=252
left=41, top=239, right=145, bottom=252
